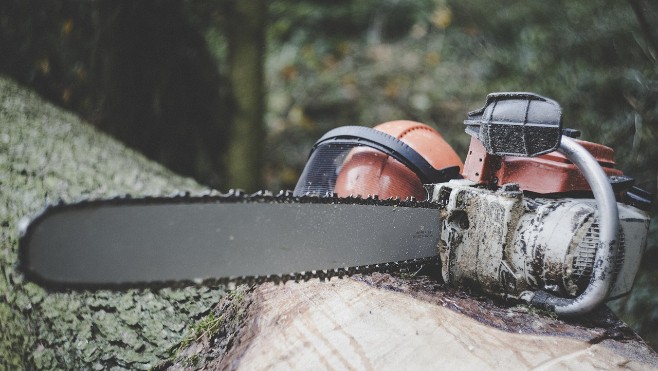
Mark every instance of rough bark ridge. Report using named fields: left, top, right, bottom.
left=0, top=76, right=225, bottom=370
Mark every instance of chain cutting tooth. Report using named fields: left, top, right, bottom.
left=240, top=275, right=253, bottom=285
left=276, top=190, right=293, bottom=198
left=251, top=190, right=274, bottom=198
left=280, top=274, right=291, bottom=284
left=227, top=189, right=245, bottom=197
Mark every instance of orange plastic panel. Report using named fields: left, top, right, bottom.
left=463, top=137, right=623, bottom=194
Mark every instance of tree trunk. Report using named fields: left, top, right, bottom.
left=224, top=0, right=267, bottom=192
left=91, top=0, right=230, bottom=189
left=0, top=76, right=226, bottom=370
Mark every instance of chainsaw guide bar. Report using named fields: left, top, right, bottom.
left=19, top=190, right=442, bottom=291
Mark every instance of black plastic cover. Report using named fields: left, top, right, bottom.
left=624, top=185, right=654, bottom=211
left=465, top=92, right=563, bottom=157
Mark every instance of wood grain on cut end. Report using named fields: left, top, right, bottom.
left=216, top=274, right=658, bottom=370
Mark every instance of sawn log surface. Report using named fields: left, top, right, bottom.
left=172, top=274, right=658, bottom=370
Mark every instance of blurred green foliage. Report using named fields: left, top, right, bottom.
left=264, top=0, right=657, bottom=195
left=3, top=0, right=654, bottom=194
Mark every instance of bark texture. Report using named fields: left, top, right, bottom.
left=0, top=76, right=225, bottom=370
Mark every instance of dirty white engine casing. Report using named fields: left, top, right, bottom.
left=430, top=180, right=650, bottom=301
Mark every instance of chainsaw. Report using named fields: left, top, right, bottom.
left=18, top=92, right=653, bottom=316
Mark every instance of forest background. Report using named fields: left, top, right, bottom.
left=1, top=0, right=657, bottom=349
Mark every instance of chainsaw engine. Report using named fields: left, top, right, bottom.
left=294, top=92, right=652, bottom=315
left=429, top=182, right=649, bottom=302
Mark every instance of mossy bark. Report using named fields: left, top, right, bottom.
left=0, top=76, right=227, bottom=370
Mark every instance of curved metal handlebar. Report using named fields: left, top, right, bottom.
left=524, top=136, right=619, bottom=316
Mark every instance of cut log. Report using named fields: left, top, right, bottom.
left=168, top=274, right=658, bottom=370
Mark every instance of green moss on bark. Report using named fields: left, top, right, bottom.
left=157, top=285, right=252, bottom=370
left=0, top=76, right=226, bottom=369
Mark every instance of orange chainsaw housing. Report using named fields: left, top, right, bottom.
left=334, top=120, right=463, bottom=199
left=462, top=136, right=623, bottom=193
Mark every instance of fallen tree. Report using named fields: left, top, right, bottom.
left=0, top=76, right=226, bottom=369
